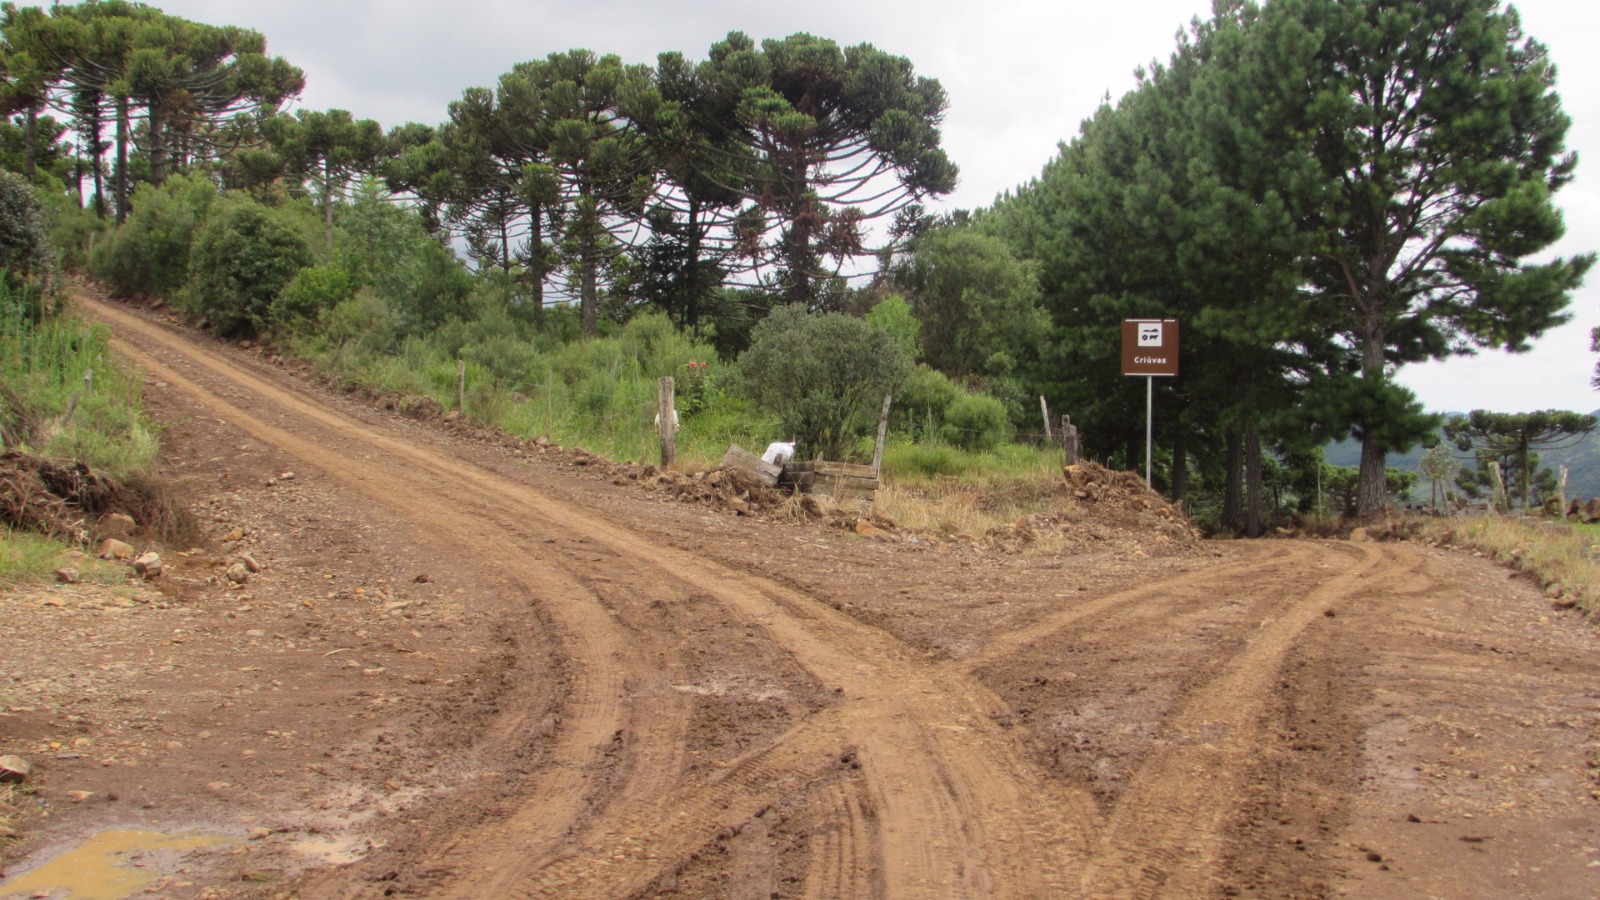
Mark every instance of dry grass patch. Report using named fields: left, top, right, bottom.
left=1411, top=515, right=1600, bottom=615
left=873, top=468, right=1064, bottom=538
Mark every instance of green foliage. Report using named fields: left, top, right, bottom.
left=864, top=294, right=920, bottom=362
left=1445, top=409, right=1597, bottom=508
left=891, top=227, right=1045, bottom=378
left=0, top=278, right=158, bottom=474
left=0, top=169, right=58, bottom=302
left=737, top=305, right=912, bottom=460
left=940, top=392, right=1012, bottom=452
left=271, top=263, right=356, bottom=331
left=183, top=195, right=314, bottom=337
left=88, top=173, right=216, bottom=299
left=891, top=364, right=961, bottom=438
left=332, top=183, right=471, bottom=333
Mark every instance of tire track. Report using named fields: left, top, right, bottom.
left=960, top=543, right=1301, bottom=673
left=1076, top=541, right=1385, bottom=897
left=93, top=297, right=1093, bottom=896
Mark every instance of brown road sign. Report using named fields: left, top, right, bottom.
left=1122, top=319, right=1179, bottom=376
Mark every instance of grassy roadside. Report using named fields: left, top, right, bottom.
left=1410, top=515, right=1600, bottom=616
left=2, top=285, right=163, bottom=586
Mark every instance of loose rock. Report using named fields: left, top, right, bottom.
left=98, top=538, right=135, bottom=560
left=0, top=755, right=30, bottom=784
left=133, top=551, right=163, bottom=579
left=226, top=563, right=251, bottom=584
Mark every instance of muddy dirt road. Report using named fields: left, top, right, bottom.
left=3, top=294, right=1600, bottom=899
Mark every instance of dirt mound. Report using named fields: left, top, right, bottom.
left=0, top=451, right=196, bottom=544
left=609, top=462, right=787, bottom=515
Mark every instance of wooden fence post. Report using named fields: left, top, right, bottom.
left=1060, top=414, right=1080, bottom=465
left=1489, top=461, right=1508, bottom=513
left=1559, top=466, right=1570, bottom=519
left=658, top=376, right=677, bottom=466
left=1040, top=396, right=1053, bottom=441
left=872, top=393, right=893, bottom=474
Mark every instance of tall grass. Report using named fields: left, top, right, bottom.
left=874, top=439, right=1066, bottom=534
left=298, top=311, right=781, bottom=469
left=0, top=284, right=159, bottom=475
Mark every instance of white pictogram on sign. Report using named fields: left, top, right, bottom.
left=1138, top=323, right=1163, bottom=347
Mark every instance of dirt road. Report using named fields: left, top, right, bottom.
left=3, top=294, right=1599, bottom=898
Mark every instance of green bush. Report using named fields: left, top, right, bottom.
left=738, top=304, right=911, bottom=460
left=0, top=170, right=59, bottom=306
left=89, top=173, right=216, bottom=300
left=321, top=287, right=400, bottom=356
left=941, top=392, right=1012, bottom=452
left=892, top=364, right=961, bottom=438
left=272, top=264, right=357, bottom=332
left=865, top=294, right=920, bottom=361
left=184, top=196, right=314, bottom=337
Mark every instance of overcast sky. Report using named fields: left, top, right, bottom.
left=155, top=0, right=1600, bottom=415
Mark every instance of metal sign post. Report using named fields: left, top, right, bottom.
left=1121, top=319, right=1180, bottom=488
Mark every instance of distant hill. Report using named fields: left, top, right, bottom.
left=1326, top=409, right=1600, bottom=502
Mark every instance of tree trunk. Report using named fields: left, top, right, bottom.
left=323, top=158, right=336, bottom=251
left=149, top=105, right=168, bottom=186
left=1245, top=426, right=1265, bottom=538
left=580, top=236, right=598, bottom=336
left=686, top=198, right=702, bottom=333
left=90, top=103, right=106, bottom=219
left=1357, top=438, right=1389, bottom=517
left=23, top=104, right=38, bottom=181
left=115, top=97, right=129, bottom=224
left=529, top=206, right=545, bottom=310
left=1170, top=422, right=1188, bottom=504
left=1356, top=318, right=1390, bottom=516
left=1222, top=429, right=1243, bottom=532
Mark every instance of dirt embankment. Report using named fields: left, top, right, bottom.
left=2, top=293, right=1598, bottom=899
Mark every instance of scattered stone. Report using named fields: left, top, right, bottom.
left=99, top=512, right=137, bottom=538
left=223, top=528, right=245, bottom=542
left=98, top=538, right=135, bottom=560
left=225, top=563, right=251, bottom=584
left=723, top=496, right=750, bottom=515
left=132, top=551, right=163, bottom=579
left=1545, top=583, right=1565, bottom=600
left=239, top=553, right=262, bottom=574
left=1552, top=596, right=1580, bottom=611
left=413, top=573, right=431, bottom=583
left=66, top=790, right=95, bottom=802
left=54, top=567, right=79, bottom=584
left=854, top=519, right=888, bottom=539
left=0, top=755, right=30, bottom=784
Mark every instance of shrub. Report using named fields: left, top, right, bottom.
left=865, top=294, right=920, bottom=361
left=88, top=173, right=216, bottom=300
left=272, top=264, right=357, bottom=332
left=738, top=304, right=911, bottom=460
left=940, top=392, right=1012, bottom=452
left=892, top=364, right=961, bottom=438
left=322, top=287, right=400, bottom=356
left=184, top=196, right=313, bottom=337
left=0, top=169, right=59, bottom=306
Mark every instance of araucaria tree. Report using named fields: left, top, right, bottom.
left=705, top=32, right=959, bottom=309
left=1444, top=409, right=1596, bottom=508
